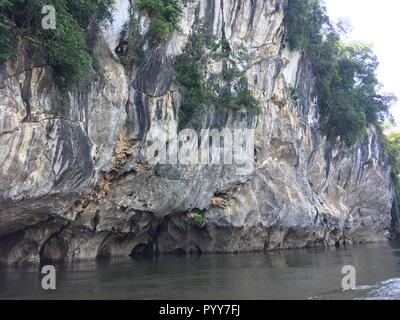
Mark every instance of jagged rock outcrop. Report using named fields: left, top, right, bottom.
left=0, top=0, right=394, bottom=265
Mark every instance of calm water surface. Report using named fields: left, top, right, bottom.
left=2, top=241, right=400, bottom=300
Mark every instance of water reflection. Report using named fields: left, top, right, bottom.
left=1, top=241, right=400, bottom=300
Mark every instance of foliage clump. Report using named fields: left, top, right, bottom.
left=0, top=0, right=114, bottom=89
left=284, top=0, right=395, bottom=147
left=174, top=25, right=261, bottom=128
left=383, top=126, right=400, bottom=230
left=174, top=25, right=217, bottom=128
left=118, top=6, right=145, bottom=68
left=135, top=0, right=182, bottom=43
left=0, top=1, right=17, bottom=63
left=188, top=211, right=205, bottom=227
left=217, top=38, right=261, bottom=113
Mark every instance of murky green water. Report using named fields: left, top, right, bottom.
left=1, top=241, right=400, bottom=300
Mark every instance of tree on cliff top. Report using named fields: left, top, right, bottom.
left=284, top=0, right=396, bottom=147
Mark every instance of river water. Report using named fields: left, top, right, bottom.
left=1, top=241, right=400, bottom=300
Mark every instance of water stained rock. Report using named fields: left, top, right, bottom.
left=0, top=0, right=393, bottom=266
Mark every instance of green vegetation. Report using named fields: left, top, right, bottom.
left=119, top=7, right=145, bottom=67
left=289, top=85, right=300, bottom=102
left=189, top=211, right=205, bottom=227
left=383, top=126, right=400, bottom=229
left=284, top=0, right=395, bottom=147
left=0, top=1, right=17, bottom=63
left=135, top=0, right=182, bottom=43
left=284, top=0, right=327, bottom=53
left=174, top=25, right=218, bottom=128
left=216, top=36, right=261, bottom=113
left=385, top=129, right=400, bottom=175
left=175, top=25, right=260, bottom=129
left=0, top=0, right=114, bottom=89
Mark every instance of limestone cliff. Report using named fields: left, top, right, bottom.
left=0, top=0, right=393, bottom=265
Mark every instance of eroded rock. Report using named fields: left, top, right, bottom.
left=0, top=0, right=393, bottom=265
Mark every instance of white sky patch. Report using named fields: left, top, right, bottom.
left=325, top=0, right=400, bottom=125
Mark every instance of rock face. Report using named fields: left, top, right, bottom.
left=0, top=0, right=394, bottom=265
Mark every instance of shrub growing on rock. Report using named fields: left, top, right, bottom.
left=0, top=0, right=114, bottom=89
left=135, top=0, right=182, bottom=43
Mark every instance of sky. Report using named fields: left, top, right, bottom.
left=325, top=0, right=400, bottom=125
